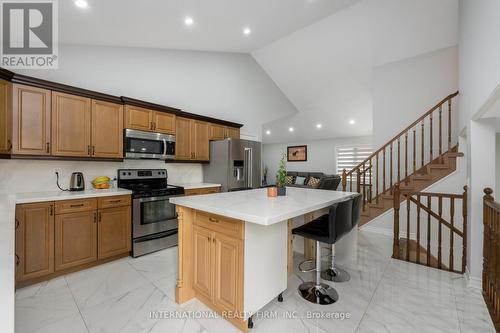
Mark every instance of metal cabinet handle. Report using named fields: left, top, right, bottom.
left=108, top=199, right=122, bottom=203
left=70, top=204, right=84, bottom=208
left=7, top=140, right=12, bottom=152
left=49, top=204, right=54, bottom=216
left=92, top=145, right=95, bottom=155
left=209, top=217, right=219, bottom=223
left=46, top=142, right=50, bottom=153
left=87, top=145, right=91, bottom=155
left=98, top=212, right=102, bottom=222
left=15, top=254, right=20, bottom=266
left=94, top=212, right=97, bottom=223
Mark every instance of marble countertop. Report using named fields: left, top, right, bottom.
left=170, top=187, right=358, bottom=225
left=170, top=182, right=222, bottom=190
left=15, top=188, right=133, bottom=204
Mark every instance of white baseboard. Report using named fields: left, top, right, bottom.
left=465, top=266, right=482, bottom=289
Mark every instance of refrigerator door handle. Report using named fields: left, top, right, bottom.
left=244, top=148, right=253, bottom=188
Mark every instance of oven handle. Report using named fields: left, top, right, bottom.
left=134, top=194, right=184, bottom=203
left=133, top=229, right=178, bottom=243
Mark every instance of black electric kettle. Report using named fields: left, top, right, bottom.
left=69, top=172, right=85, bottom=191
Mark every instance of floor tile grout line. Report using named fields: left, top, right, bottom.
left=63, top=275, right=92, bottom=333
left=353, top=256, right=393, bottom=332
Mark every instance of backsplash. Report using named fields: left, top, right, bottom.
left=0, top=159, right=203, bottom=193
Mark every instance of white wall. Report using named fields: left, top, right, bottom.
left=17, top=44, right=297, bottom=140
left=458, top=0, right=500, bottom=132
left=262, top=136, right=372, bottom=185
left=372, top=46, right=459, bottom=147
left=0, top=160, right=202, bottom=193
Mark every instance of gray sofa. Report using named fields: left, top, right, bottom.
left=286, top=171, right=341, bottom=191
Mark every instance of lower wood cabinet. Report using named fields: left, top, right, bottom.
left=15, top=202, right=55, bottom=282
left=55, top=210, right=97, bottom=271
left=192, top=215, right=243, bottom=315
left=184, top=186, right=221, bottom=196
left=15, top=195, right=131, bottom=287
left=98, top=206, right=131, bottom=259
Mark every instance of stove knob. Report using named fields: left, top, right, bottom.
left=128, top=172, right=131, bottom=176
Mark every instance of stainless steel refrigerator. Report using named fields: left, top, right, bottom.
left=203, top=138, right=262, bottom=192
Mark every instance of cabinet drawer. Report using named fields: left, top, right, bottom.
left=55, top=199, right=97, bottom=214
left=194, top=211, right=243, bottom=240
left=98, top=195, right=131, bottom=209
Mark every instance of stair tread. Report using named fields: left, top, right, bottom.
left=428, top=163, right=449, bottom=169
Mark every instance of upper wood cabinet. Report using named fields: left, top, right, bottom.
left=15, top=202, right=55, bottom=283
left=154, top=112, right=175, bottom=134
left=51, top=92, right=91, bottom=157
left=12, top=84, right=51, bottom=155
left=210, top=124, right=225, bottom=141
left=193, top=121, right=209, bottom=161
left=124, top=105, right=152, bottom=132
left=124, top=105, right=176, bottom=134
left=175, top=117, right=210, bottom=161
left=226, top=127, right=240, bottom=139
left=0, top=80, right=12, bottom=154
left=175, top=117, right=192, bottom=160
left=91, top=100, right=124, bottom=158
left=209, top=124, right=240, bottom=141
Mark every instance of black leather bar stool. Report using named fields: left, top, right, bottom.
left=292, top=198, right=353, bottom=305
left=321, top=194, right=362, bottom=282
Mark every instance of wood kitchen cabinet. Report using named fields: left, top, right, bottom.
left=54, top=210, right=97, bottom=271
left=0, top=80, right=11, bottom=154
left=192, top=214, right=243, bottom=316
left=175, top=117, right=210, bottom=161
left=184, top=187, right=221, bottom=196
left=51, top=92, right=91, bottom=157
left=15, top=202, right=55, bottom=282
left=124, top=105, right=175, bottom=134
left=97, top=205, right=131, bottom=260
left=225, top=127, right=240, bottom=139
left=91, top=100, right=124, bottom=158
left=209, top=124, right=240, bottom=141
left=11, top=84, right=51, bottom=155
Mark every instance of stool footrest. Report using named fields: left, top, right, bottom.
left=298, top=259, right=316, bottom=273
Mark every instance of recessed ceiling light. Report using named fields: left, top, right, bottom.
left=243, top=27, right=252, bottom=36
left=349, top=119, right=355, bottom=125
left=289, top=127, right=294, bottom=132
left=74, top=0, right=88, bottom=8
left=316, top=123, right=322, bottom=129
left=184, top=17, right=194, bottom=26
left=265, top=130, right=271, bottom=135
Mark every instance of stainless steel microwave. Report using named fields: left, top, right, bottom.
left=124, top=129, right=175, bottom=160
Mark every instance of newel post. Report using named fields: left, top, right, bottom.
left=392, top=183, right=401, bottom=259
left=342, top=169, right=347, bottom=192
left=462, top=185, right=468, bottom=273
left=483, top=187, right=493, bottom=293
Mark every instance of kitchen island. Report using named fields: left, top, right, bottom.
left=170, top=187, right=357, bottom=331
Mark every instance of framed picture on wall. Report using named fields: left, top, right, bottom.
left=287, top=145, right=307, bottom=162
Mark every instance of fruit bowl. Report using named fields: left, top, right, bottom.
left=92, top=176, right=111, bottom=189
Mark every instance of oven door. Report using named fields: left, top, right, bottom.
left=125, top=129, right=175, bottom=160
left=132, top=195, right=180, bottom=238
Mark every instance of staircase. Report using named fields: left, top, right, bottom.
left=341, top=91, right=460, bottom=227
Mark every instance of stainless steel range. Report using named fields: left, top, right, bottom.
left=118, top=169, right=184, bottom=257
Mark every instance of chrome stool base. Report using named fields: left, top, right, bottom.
left=321, top=267, right=350, bottom=282
left=298, top=282, right=339, bottom=305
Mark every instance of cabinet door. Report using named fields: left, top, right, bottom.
left=124, top=105, right=152, bottom=132
left=12, top=84, right=51, bottom=155
left=51, top=92, right=91, bottom=157
left=225, top=127, right=240, bottom=139
left=97, top=206, right=131, bottom=260
left=15, top=202, right=55, bottom=282
left=210, top=124, right=225, bottom=141
left=193, top=226, right=213, bottom=300
left=193, top=121, right=209, bottom=161
left=91, top=100, right=124, bottom=158
left=55, top=211, right=97, bottom=271
left=175, top=117, right=192, bottom=160
left=0, top=80, right=12, bottom=154
left=213, top=232, right=243, bottom=312
left=153, top=112, right=175, bottom=134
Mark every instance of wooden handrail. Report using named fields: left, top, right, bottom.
left=393, top=183, right=467, bottom=273
left=345, top=91, right=459, bottom=177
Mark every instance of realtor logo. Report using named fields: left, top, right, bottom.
left=1, top=0, right=58, bottom=69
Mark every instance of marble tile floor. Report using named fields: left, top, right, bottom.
left=15, top=231, right=495, bottom=333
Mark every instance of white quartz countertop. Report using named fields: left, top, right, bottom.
left=14, top=188, right=132, bottom=204
left=170, top=182, right=222, bottom=190
left=170, top=187, right=358, bottom=225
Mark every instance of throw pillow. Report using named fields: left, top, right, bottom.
left=295, top=176, right=306, bottom=185
left=307, top=176, right=321, bottom=189
left=284, top=175, right=294, bottom=185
